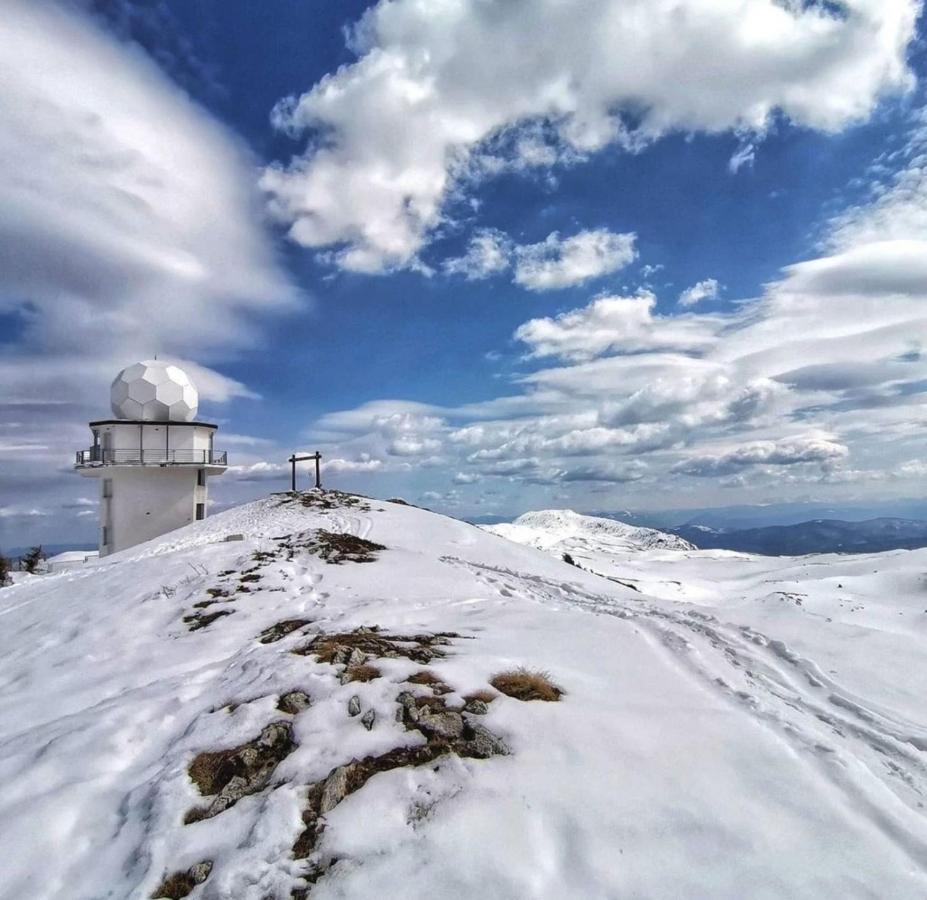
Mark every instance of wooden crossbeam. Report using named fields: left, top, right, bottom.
left=288, top=452, right=322, bottom=491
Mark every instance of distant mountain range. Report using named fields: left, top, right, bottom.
left=669, top=517, right=927, bottom=556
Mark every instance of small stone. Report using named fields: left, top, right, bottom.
left=224, top=534, right=244, bottom=542
left=464, top=698, right=489, bottom=715
left=347, top=695, right=361, bottom=717
left=361, top=709, right=376, bottom=731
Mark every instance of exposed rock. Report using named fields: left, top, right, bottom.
left=278, top=691, right=312, bottom=715
left=292, top=690, right=509, bottom=870
left=360, top=709, right=376, bottom=731
left=463, top=698, right=489, bottom=715
left=184, top=722, right=296, bottom=823
left=258, top=619, right=312, bottom=644
left=345, top=647, right=367, bottom=668
left=319, top=766, right=350, bottom=814
left=183, top=609, right=233, bottom=632
left=417, top=709, right=464, bottom=740
left=151, top=860, right=213, bottom=899
left=294, top=628, right=459, bottom=665
left=347, top=695, right=361, bottom=717
left=464, top=722, right=510, bottom=759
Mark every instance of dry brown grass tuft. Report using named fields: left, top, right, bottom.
left=344, top=663, right=381, bottom=683
left=406, top=669, right=442, bottom=686
left=490, top=668, right=563, bottom=702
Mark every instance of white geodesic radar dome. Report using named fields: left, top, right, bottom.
left=110, top=360, right=198, bottom=422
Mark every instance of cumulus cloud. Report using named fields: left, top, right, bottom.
left=515, top=292, right=720, bottom=361
left=513, top=229, right=637, bottom=291
left=442, top=227, right=635, bottom=291
left=263, top=0, right=917, bottom=272
left=678, top=278, right=720, bottom=307
left=305, top=114, right=927, bottom=511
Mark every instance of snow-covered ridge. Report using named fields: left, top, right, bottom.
left=484, top=507, right=695, bottom=553
left=1, top=492, right=926, bottom=899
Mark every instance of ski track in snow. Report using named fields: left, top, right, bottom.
left=441, top=554, right=927, bottom=868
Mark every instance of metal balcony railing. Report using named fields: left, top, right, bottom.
left=75, top=448, right=228, bottom=467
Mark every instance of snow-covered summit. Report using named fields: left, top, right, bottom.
left=484, top=507, right=695, bottom=554
left=1, top=491, right=926, bottom=899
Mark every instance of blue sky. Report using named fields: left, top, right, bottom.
left=4, top=0, right=927, bottom=546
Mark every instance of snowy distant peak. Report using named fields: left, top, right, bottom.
left=487, top=508, right=695, bottom=553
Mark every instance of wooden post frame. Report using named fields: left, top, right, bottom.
left=288, top=452, right=322, bottom=491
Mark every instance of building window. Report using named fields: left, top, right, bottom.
left=102, top=479, right=113, bottom=498
left=195, top=503, right=205, bottom=521
left=197, top=469, right=206, bottom=487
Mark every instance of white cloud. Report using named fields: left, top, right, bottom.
left=678, top=278, right=720, bottom=307
left=728, top=143, right=756, bottom=174
left=323, top=455, right=384, bottom=473
left=515, top=292, right=720, bottom=361
left=673, top=435, right=849, bottom=477
left=443, top=227, right=636, bottom=291
left=305, top=118, right=927, bottom=511
left=0, top=0, right=297, bottom=464
left=513, top=229, right=637, bottom=291
left=0, top=1, right=302, bottom=548
left=443, top=229, right=512, bottom=280
left=263, top=0, right=917, bottom=272
left=0, top=1, right=296, bottom=357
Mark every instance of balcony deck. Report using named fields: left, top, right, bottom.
left=75, top=449, right=228, bottom=467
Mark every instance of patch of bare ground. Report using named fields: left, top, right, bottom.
left=294, top=626, right=459, bottom=666
left=258, top=618, right=313, bottom=644
left=151, top=861, right=213, bottom=899
left=239, top=572, right=262, bottom=584
left=184, top=722, right=296, bottom=824
left=490, top=668, right=563, bottom=702
left=183, top=609, right=233, bottom=632
left=275, top=489, right=372, bottom=512
left=294, top=530, right=385, bottom=564
left=290, top=689, right=508, bottom=890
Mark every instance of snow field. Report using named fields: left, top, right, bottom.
left=0, top=494, right=925, bottom=898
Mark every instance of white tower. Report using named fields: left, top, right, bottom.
left=75, top=361, right=228, bottom=556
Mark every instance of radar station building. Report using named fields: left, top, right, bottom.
left=75, top=360, right=228, bottom=556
